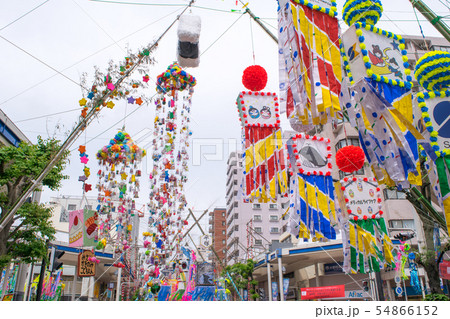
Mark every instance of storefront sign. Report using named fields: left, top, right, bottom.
left=324, top=262, right=344, bottom=275
left=440, top=260, right=450, bottom=280
left=301, top=285, right=345, bottom=300
left=77, top=251, right=96, bottom=277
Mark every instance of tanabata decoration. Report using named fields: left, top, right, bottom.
left=278, top=0, right=342, bottom=126
left=76, top=44, right=155, bottom=120
left=95, top=131, right=146, bottom=254
left=236, top=65, right=288, bottom=203
left=68, top=208, right=98, bottom=248
left=414, top=51, right=450, bottom=234
left=177, top=15, right=201, bottom=68
left=335, top=145, right=365, bottom=173
left=78, top=145, right=91, bottom=190
left=286, top=133, right=336, bottom=241
left=340, top=79, right=423, bottom=189
left=144, top=63, right=195, bottom=278
left=335, top=176, right=395, bottom=274
left=340, top=0, right=423, bottom=188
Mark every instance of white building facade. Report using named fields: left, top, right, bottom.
left=225, top=151, right=287, bottom=265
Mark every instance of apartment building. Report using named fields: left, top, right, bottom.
left=225, top=151, right=287, bottom=265
left=208, top=207, right=227, bottom=271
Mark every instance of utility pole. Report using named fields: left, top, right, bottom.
left=409, top=0, right=450, bottom=42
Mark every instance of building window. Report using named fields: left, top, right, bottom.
left=254, top=227, right=262, bottom=234
left=222, top=240, right=226, bottom=244
left=269, top=215, right=278, bottom=222
left=84, top=205, right=92, bottom=210
left=255, top=239, right=263, bottom=246
left=389, top=219, right=415, bottom=231
left=68, top=204, right=77, bottom=211
left=222, top=221, right=226, bottom=226
left=269, top=203, right=278, bottom=210
left=383, top=189, right=407, bottom=200
left=252, top=203, right=261, bottom=210
left=59, top=207, right=69, bottom=223
left=234, top=225, right=239, bottom=231
left=223, top=249, right=226, bottom=254
left=222, top=212, right=225, bottom=217
left=335, top=138, right=364, bottom=178
left=222, top=230, right=226, bottom=235
left=270, top=227, right=279, bottom=234
left=253, top=215, right=262, bottom=222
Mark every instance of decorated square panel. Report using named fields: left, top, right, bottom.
left=291, top=134, right=332, bottom=176
left=417, top=90, right=450, bottom=156
left=341, top=23, right=413, bottom=89
left=237, top=91, right=280, bottom=128
left=340, top=176, right=383, bottom=221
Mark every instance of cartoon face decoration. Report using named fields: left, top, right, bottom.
left=291, top=134, right=332, bottom=176
left=260, top=106, right=272, bottom=119
left=237, top=91, right=280, bottom=127
left=357, top=182, right=363, bottom=192
left=248, top=106, right=260, bottom=119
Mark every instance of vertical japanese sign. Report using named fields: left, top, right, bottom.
left=77, top=251, right=96, bottom=277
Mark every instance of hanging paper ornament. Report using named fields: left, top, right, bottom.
left=336, top=176, right=395, bottom=274
left=95, top=130, right=145, bottom=255
left=286, top=134, right=336, bottom=241
left=145, top=64, right=196, bottom=276
left=335, top=145, right=365, bottom=173
left=278, top=0, right=341, bottom=126
left=414, top=51, right=450, bottom=91
left=156, top=63, right=196, bottom=93
left=242, top=65, right=268, bottom=92
left=177, top=15, right=201, bottom=68
left=342, top=0, right=383, bottom=27
left=236, top=67, right=288, bottom=203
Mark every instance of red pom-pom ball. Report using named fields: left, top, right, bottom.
left=242, top=65, right=268, bottom=91
left=335, top=145, right=365, bottom=173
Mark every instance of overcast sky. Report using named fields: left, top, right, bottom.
left=1, top=0, right=449, bottom=238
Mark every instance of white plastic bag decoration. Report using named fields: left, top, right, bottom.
left=177, top=15, right=201, bottom=68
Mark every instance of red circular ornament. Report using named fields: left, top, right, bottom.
left=336, top=145, right=366, bottom=173
left=242, top=65, right=268, bottom=91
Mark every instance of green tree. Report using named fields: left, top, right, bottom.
left=223, top=259, right=259, bottom=300
left=0, top=137, right=69, bottom=269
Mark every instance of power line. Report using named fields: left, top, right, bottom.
left=15, top=108, right=80, bottom=123
left=0, top=35, right=87, bottom=91
left=0, top=6, right=182, bottom=107
left=201, top=12, right=246, bottom=56
left=89, top=0, right=185, bottom=6
left=0, top=0, right=51, bottom=31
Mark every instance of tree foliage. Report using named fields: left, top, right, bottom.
left=223, top=259, right=259, bottom=300
left=0, top=137, right=69, bottom=268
